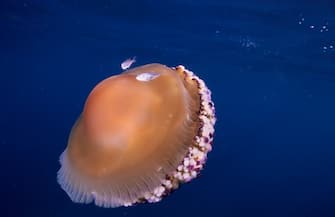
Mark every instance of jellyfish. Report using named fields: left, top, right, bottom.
left=57, top=63, right=216, bottom=208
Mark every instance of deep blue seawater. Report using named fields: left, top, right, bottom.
left=1, top=1, right=335, bottom=217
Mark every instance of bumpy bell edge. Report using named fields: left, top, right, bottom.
left=122, top=65, right=217, bottom=206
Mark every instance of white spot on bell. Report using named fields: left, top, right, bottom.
left=136, top=72, right=160, bottom=82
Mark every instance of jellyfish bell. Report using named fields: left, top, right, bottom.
left=57, top=63, right=216, bottom=208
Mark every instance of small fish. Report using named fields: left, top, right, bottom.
left=121, top=56, right=136, bottom=70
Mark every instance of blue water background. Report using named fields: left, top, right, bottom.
left=1, top=1, right=335, bottom=217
